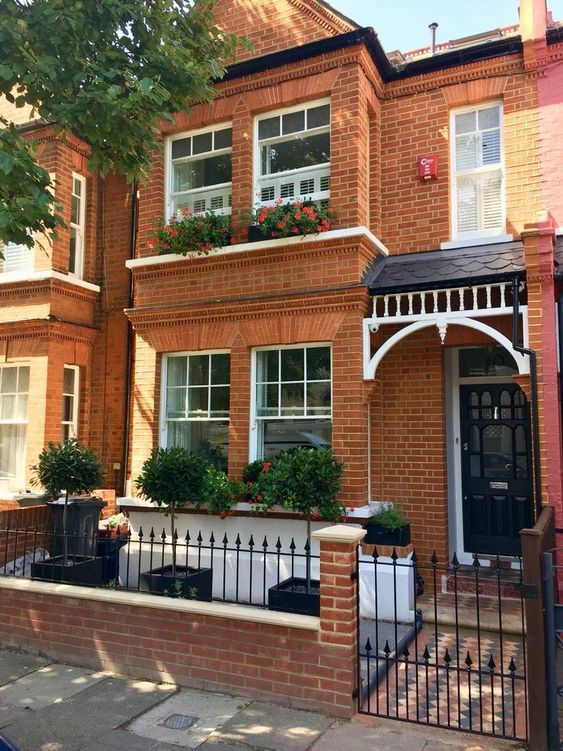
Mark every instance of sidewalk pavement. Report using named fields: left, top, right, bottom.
left=0, top=648, right=524, bottom=751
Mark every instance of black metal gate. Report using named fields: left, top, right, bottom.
left=357, top=548, right=528, bottom=742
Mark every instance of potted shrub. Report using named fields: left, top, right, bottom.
left=30, top=438, right=105, bottom=585
left=250, top=200, right=336, bottom=241
left=135, top=446, right=212, bottom=600
left=257, top=448, right=343, bottom=617
left=364, top=505, right=411, bottom=547
left=150, top=210, right=231, bottom=256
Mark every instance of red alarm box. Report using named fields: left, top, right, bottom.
left=418, top=155, right=438, bottom=181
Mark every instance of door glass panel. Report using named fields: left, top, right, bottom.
left=515, top=425, right=526, bottom=453
left=469, top=391, right=479, bottom=419
left=481, top=391, right=492, bottom=419
left=469, top=425, right=480, bottom=452
left=514, top=389, right=526, bottom=419
left=483, top=424, right=513, bottom=479
left=470, top=454, right=481, bottom=477
left=459, top=347, right=518, bottom=377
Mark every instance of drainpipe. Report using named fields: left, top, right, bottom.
left=512, top=276, right=542, bottom=518
left=121, top=180, right=138, bottom=498
left=558, top=291, right=563, bottom=430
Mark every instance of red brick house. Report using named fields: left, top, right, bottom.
left=1, top=0, right=562, bottom=566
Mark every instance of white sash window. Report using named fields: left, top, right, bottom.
left=0, top=365, right=30, bottom=487
left=452, top=103, right=504, bottom=240
left=167, top=126, right=232, bottom=218
left=255, top=101, right=330, bottom=205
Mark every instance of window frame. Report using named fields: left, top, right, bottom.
left=159, top=350, right=231, bottom=449
left=69, top=173, right=86, bottom=279
left=450, top=101, right=505, bottom=242
left=249, top=343, right=333, bottom=461
left=61, top=365, right=80, bottom=441
left=253, top=98, right=331, bottom=206
left=165, top=123, right=233, bottom=220
left=0, top=363, right=30, bottom=486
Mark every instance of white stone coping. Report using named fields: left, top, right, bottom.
left=312, top=524, right=366, bottom=542
left=0, top=577, right=320, bottom=631
left=125, top=226, right=388, bottom=270
left=117, top=497, right=386, bottom=520
left=0, top=269, right=100, bottom=293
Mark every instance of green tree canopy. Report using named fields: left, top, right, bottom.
left=0, top=0, right=241, bottom=247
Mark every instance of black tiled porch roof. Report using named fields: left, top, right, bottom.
left=364, top=241, right=526, bottom=294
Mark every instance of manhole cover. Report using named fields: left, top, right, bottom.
left=159, top=713, right=199, bottom=730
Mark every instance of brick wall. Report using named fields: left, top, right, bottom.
left=0, top=505, right=53, bottom=564
left=0, top=526, right=363, bottom=718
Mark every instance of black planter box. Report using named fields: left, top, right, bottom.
left=364, top=523, right=411, bottom=547
left=139, top=565, right=213, bottom=601
left=247, top=224, right=266, bottom=243
left=268, top=577, right=320, bottom=616
left=31, top=555, right=104, bottom=585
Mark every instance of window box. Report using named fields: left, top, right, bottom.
left=151, top=212, right=231, bottom=257
left=252, top=200, right=335, bottom=241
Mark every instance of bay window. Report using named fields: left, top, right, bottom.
left=452, top=102, right=504, bottom=240
left=255, top=101, right=330, bottom=205
left=167, top=125, right=232, bottom=217
left=0, top=365, right=29, bottom=486
left=252, top=345, right=332, bottom=459
left=162, top=352, right=230, bottom=471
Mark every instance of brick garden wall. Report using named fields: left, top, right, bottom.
left=0, top=526, right=363, bottom=718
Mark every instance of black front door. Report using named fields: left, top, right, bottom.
left=459, top=383, right=534, bottom=556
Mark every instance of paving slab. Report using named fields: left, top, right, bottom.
left=310, top=720, right=426, bottom=751
left=0, top=650, right=51, bottom=686
left=209, top=701, right=334, bottom=751
left=0, top=663, right=105, bottom=711
left=128, top=688, right=249, bottom=749
left=1, top=675, right=176, bottom=751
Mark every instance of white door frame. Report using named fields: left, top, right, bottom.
left=445, top=348, right=519, bottom=565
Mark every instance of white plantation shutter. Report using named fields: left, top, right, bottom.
left=453, top=103, right=503, bottom=238
left=2, top=243, right=34, bottom=273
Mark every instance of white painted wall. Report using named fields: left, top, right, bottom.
left=119, top=509, right=415, bottom=622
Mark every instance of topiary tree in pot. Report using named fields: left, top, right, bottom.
left=258, top=447, right=343, bottom=616
left=30, top=438, right=104, bottom=582
left=135, top=446, right=212, bottom=598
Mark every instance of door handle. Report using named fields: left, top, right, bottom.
left=463, top=442, right=468, bottom=450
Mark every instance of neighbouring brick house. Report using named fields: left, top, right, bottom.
left=1, top=0, right=562, bottom=566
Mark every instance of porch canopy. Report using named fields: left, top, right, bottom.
left=362, top=241, right=530, bottom=379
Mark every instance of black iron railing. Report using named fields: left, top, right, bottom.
left=0, top=526, right=319, bottom=609
left=357, top=549, right=528, bottom=742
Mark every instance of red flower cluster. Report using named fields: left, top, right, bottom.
left=253, top=199, right=335, bottom=240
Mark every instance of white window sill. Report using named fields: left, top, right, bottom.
left=440, top=234, right=513, bottom=250
left=0, top=269, right=100, bottom=293
left=126, top=226, right=388, bottom=270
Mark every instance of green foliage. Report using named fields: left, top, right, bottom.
left=135, top=446, right=207, bottom=512
left=253, top=200, right=336, bottom=240
left=0, top=126, right=64, bottom=247
left=200, top=466, right=243, bottom=517
left=242, top=459, right=269, bottom=485
left=31, top=438, right=103, bottom=498
left=151, top=211, right=231, bottom=256
left=250, top=448, right=343, bottom=521
left=0, top=0, right=244, bottom=246
left=367, top=505, right=408, bottom=531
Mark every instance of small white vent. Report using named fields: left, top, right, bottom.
left=261, top=187, right=275, bottom=202
left=193, top=199, right=206, bottom=213
left=210, top=196, right=224, bottom=210
left=320, top=175, right=330, bottom=192
left=280, top=183, right=295, bottom=199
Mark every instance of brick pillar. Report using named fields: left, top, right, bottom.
left=521, top=219, right=563, bottom=522
left=312, top=523, right=366, bottom=718
left=230, top=97, right=253, bottom=245
left=228, top=332, right=250, bottom=479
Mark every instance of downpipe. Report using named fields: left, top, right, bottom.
left=511, top=276, right=542, bottom=518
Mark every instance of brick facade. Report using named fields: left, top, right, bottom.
left=1, top=0, right=562, bottom=564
